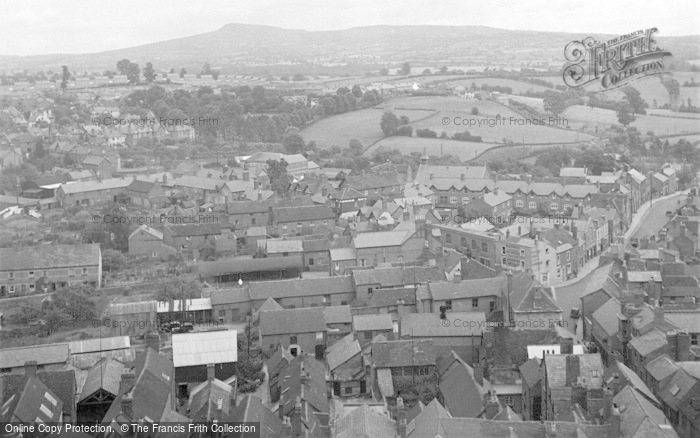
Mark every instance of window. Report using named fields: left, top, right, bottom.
left=692, top=335, right=698, bottom=346
left=541, top=273, right=548, bottom=283
left=309, top=258, right=314, bottom=266
left=481, top=242, right=488, bottom=253
left=471, top=240, right=477, bottom=249
left=462, top=197, right=470, bottom=204
left=501, top=246, right=506, bottom=255
left=503, top=395, right=514, bottom=407
left=403, top=367, right=413, bottom=376
left=472, top=298, right=479, bottom=308
left=545, top=248, right=549, bottom=254
left=529, top=201, right=537, bottom=209
left=290, top=336, right=298, bottom=344
left=520, top=260, right=525, bottom=268
left=550, top=202, right=558, bottom=210
left=445, top=300, right=452, bottom=310
left=68, top=269, right=74, bottom=276
left=251, top=218, right=256, bottom=225
left=82, top=268, right=88, bottom=276
left=29, top=284, right=35, bottom=291
left=341, top=301, right=348, bottom=305
left=545, top=260, right=550, bottom=268
left=391, top=368, right=401, bottom=376
left=368, top=287, right=373, bottom=296
left=152, top=252, right=158, bottom=258
left=364, top=331, right=373, bottom=340
left=556, top=268, right=561, bottom=278
left=360, top=259, right=367, bottom=267
left=345, top=387, right=353, bottom=395
left=185, top=236, right=191, bottom=241
left=520, top=249, right=525, bottom=257
left=502, top=257, right=507, bottom=265
left=297, top=222, right=302, bottom=227
left=269, top=344, right=275, bottom=350
left=461, top=237, right=468, bottom=247
left=418, top=367, right=430, bottom=376
left=9, top=273, right=14, bottom=280
left=29, top=271, right=35, bottom=278
left=446, top=234, right=452, bottom=244
left=450, top=196, right=457, bottom=204
left=42, top=271, right=47, bottom=277
left=283, top=224, right=288, bottom=230
left=515, top=200, right=524, bottom=208
left=9, top=285, right=14, bottom=293
left=309, top=222, right=315, bottom=226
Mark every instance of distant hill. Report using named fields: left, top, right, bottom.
left=1, top=24, right=698, bottom=73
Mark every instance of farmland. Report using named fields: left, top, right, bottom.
left=439, top=77, right=554, bottom=94
left=300, top=106, right=436, bottom=148
left=561, top=105, right=700, bottom=136
left=364, top=136, right=497, bottom=161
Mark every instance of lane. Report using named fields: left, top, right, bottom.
left=631, top=193, right=688, bottom=240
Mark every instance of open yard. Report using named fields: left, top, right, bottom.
left=364, top=136, right=498, bottom=161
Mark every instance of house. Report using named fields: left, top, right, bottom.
left=508, top=282, right=563, bottom=330
left=82, top=155, right=113, bottom=179
left=265, top=239, right=304, bottom=258
left=229, top=395, right=283, bottom=438
left=259, top=307, right=327, bottom=358
left=628, top=329, right=691, bottom=376
left=126, top=179, right=166, bottom=209
left=460, top=189, right=513, bottom=225
left=590, top=297, right=623, bottom=365
left=352, top=287, right=417, bottom=322
left=437, top=351, right=493, bottom=418
left=0, top=147, right=22, bottom=168
left=186, top=364, right=237, bottom=422
left=342, top=172, right=404, bottom=201
left=580, top=263, right=623, bottom=340
left=277, top=355, right=330, bottom=437
left=0, top=361, right=76, bottom=424
left=352, top=266, right=445, bottom=302
left=400, top=312, right=485, bottom=363
left=0, top=243, right=102, bottom=297
left=172, top=330, right=238, bottom=384
left=615, top=384, right=681, bottom=438
left=657, top=366, right=700, bottom=438
left=652, top=172, right=671, bottom=197
left=541, top=353, right=605, bottom=421
left=0, top=371, right=64, bottom=424
left=209, top=287, right=252, bottom=323
left=331, top=247, right=357, bottom=275
left=163, top=223, right=222, bottom=252
left=270, top=205, right=336, bottom=236
left=128, top=225, right=176, bottom=259
left=335, top=403, right=396, bottom=438
left=353, top=227, right=426, bottom=266
left=519, top=357, right=542, bottom=421
left=353, top=314, right=394, bottom=345
left=226, top=201, right=269, bottom=228
left=372, top=340, right=436, bottom=399
left=323, top=305, right=353, bottom=343
left=644, top=354, right=680, bottom=395
left=56, top=177, right=132, bottom=207
left=415, top=276, right=509, bottom=314
left=303, top=239, right=331, bottom=274
left=326, top=333, right=368, bottom=398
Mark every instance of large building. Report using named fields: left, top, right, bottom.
left=0, top=243, right=102, bottom=296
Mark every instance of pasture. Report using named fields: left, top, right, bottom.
left=364, top=136, right=497, bottom=161
left=562, top=105, right=700, bottom=136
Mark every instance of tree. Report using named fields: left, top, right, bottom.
left=399, top=115, right=410, bottom=125
left=617, top=109, right=636, bottom=126
left=179, top=68, right=187, bottom=78
left=472, top=107, right=479, bottom=116
left=126, top=62, right=140, bottom=84
left=543, top=92, right=568, bottom=116
left=422, top=68, right=432, bottom=75
left=60, top=65, right=70, bottom=90
left=266, top=159, right=292, bottom=195
left=102, top=249, right=127, bottom=272
left=117, top=59, right=131, bottom=75
left=379, top=67, right=389, bottom=76
left=440, top=66, right=448, bottom=74
left=282, top=133, right=305, bottom=154
left=54, top=285, right=97, bottom=320
left=155, top=277, right=202, bottom=302
left=45, top=309, right=67, bottom=335
left=400, top=62, right=411, bottom=76
left=349, top=139, right=364, bottom=156
left=81, top=203, right=130, bottom=252
left=621, top=86, right=648, bottom=114
left=143, top=62, right=156, bottom=83
left=380, top=111, right=400, bottom=136
left=351, top=85, right=363, bottom=98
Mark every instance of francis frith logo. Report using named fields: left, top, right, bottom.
left=563, top=28, right=672, bottom=91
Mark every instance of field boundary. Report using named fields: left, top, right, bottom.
left=469, top=140, right=592, bottom=163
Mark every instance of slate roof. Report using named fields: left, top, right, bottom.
left=326, top=333, right=362, bottom=371
left=59, top=177, right=133, bottom=194
left=171, top=330, right=238, bottom=367
left=69, top=336, right=130, bottom=354
left=591, top=297, right=621, bottom=338
left=2, top=376, right=63, bottom=423
left=228, top=395, right=283, bottom=438
left=273, top=205, right=335, bottom=223
left=581, top=263, right=621, bottom=299
left=198, top=256, right=303, bottom=278
left=353, top=230, right=410, bottom=249
left=173, top=175, right=222, bottom=191
left=249, top=275, right=353, bottom=300
left=79, top=358, right=124, bottom=401
left=188, top=378, right=234, bottom=421
left=401, top=312, right=487, bottom=337
left=629, top=328, right=668, bottom=356
left=352, top=266, right=445, bottom=287
left=227, top=201, right=269, bottom=214
left=0, top=243, right=101, bottom=272
left=663, top=311, right=700, bottom=333
left=322, top=305, right=352, bottom=325
left=353, top=314, right=394, bottom=332
left=0, top=343, right=70, bottom=369
left=335, top=404, right=396, bottom=438
left=302, top=239, right=330, bottom=252
left=128, top=224, right=163, bottom=241
left=278, top=356, right=328, bottom=416
left=615, top=385, right=680, bottom=438
left=427, top=277, right=505, bottom=300
left=255, top=297, right=283, bottom=313
left=127, top=179, right=158, bottom=194
left=330, top=247, right=356, bottom=261
left=165, top=223, right=221, bottom=237
left=259, top=307, right=327, bottom=336
left=519, top=358, right=542, bottom=389
left=645, top=354, right=679, bottom=382
left=439, top=351, right=493, bottom=418
left=0, top=370, right=76, bottom=419
left=372, top=340, right=436, bottom=368
left=543, top=354, right=604, bottom=388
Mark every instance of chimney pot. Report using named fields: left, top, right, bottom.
left=121, top=392, right=133, bottom=419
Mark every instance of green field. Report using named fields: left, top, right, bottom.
left=443, top=77, right=554, bottom=94
left=300, top=106, right=436, bottom=148
left=364, top=136, right=497, bottom=161
left=562, top=105, right=700, bottom=135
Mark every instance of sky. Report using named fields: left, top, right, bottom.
left=1, top=0, right=698, bottom=56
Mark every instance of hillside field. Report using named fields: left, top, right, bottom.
left=364, top=136, right=497, bottom=161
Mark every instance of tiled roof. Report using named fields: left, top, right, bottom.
left=352, top=266, right=445, bottom=287
left=79, top=358, right=124, bottom=401
left=229, top=395, right=283, bottom=438
left=372, top=339, right=436, bottom=368
left=198, top=256, right=303, bottom=278
left=591, top=298, right=621, bottom=338
left=427, top=277, right=505, bottom=300
left=353, top=230, right=410, bottom=249
left=322, top=305, right=352, bottom=325
left=0, top=243, right=101, bottom=272
left=335, top=404, right=396, bottom=438
left=663, top=311, right=700, bottom=333
left=614, top=385, right=679, bottom=438
left=266, top=239, right=304, bottom=254
left=519, top=358, right=541, bottom=388
left=59, top=177, right=132, bottom=194
left=543, top=354, right=604, bottom=388
left=273, top=205, right=335, bottom=223
left=326, top=333, right=362, bottom=371
left=259, top=307, right=327, bottom=336
left=255, top=297, right=283, bottom=313
left=128, top=224, right=163, bottom=241
left=330, top=247, right=356, bottom=261
left=439, top=352, right=493, bottom=418
left=0, top=343, right=70, bottom=369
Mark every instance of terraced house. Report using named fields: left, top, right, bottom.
left=0, top=243, right=102, bottom=296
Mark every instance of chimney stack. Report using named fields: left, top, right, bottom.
left=484, top=390, right=500, bottom=419
left=460, top=174, right=465, bottom=181
left=145, top=332, right=160, bottom=352
left=207, top=363, right=216, bottom=381
left=473, top=363, right=484, bottom=386
left=120, top=371, right=136, bottom=395
left=24, top=361, right=38, bottom=377
left=121, top=392, right=133, bottom=419
left=293, top=397, right=302, bottom=437
left=608, top=403, right=621, bottom=438
left=680, top=223, right=686, bottom=237
left=560, top=338, right=574, bottom=355
left=397, top=396, right=407, bottom=438
left=243, top=171, right=250, bottom=182
left=504, top=271, right=513, bottom=326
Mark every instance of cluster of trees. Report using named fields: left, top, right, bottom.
left=683, top=77, right=699, bottom=87
left=19, top=285, right=97, bottom=335
left=116, top=59, right=141, bottom=84
left=452, top=130, right=483, bottom=142
left=542, top=89, right=585, bottom=116
left=379, top=111, right=410, bottom=136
